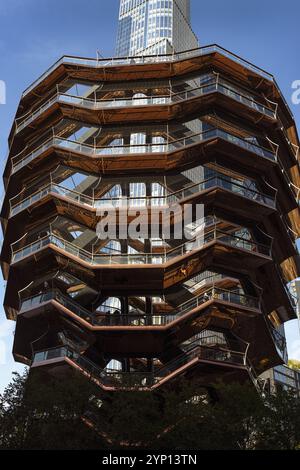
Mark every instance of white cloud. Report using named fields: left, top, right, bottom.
left=289, top=339, right=300, bottom=360
left=0, top=320, right=14, bottom=365
left=0, top=320, right=14, bottom=339
left=0, top=341, right=5, bottom=365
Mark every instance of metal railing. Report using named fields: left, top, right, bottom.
left=22, top=44, right=275, bottom=99
left=32, top=340, right=248, bottom=389
left=19, top=285, right=260, bottom=326
left=11, top=226, right=271, bottom=266
left=268, top=322, right=288, bottom=363
left=9, top=174, right=276, bottom=218
left=15, top=77, right=276, bottom=134
left=11, top=126, right=277, bottom=175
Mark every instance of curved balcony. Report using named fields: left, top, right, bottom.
left=11, top=127, right=277, bottom=176
left=11, top=228, right=272, bottom=268
left=22, top=44, right=275, bottom=100
left=19, top=287, right=261, bottom=328
left=9, top=175, right=276, bottom=219
left=31, top=340, right=255, bottom=391
left=15, top=77, right=277, bottom=135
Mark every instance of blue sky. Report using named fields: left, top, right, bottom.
left=0, top=0, right=300, bottom=391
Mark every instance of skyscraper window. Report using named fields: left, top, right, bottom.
left=116, top=0, right=198, bottom=57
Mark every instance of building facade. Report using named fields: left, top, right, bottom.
left=1, top=6, right=300, bottom=399
left=289, top=278, right=300, bottom=317
left=260, top=365, right=300, bottom=397
left=116, top=0, right=198, bottom=56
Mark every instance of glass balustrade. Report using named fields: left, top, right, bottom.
left=12, top=139, right=56, bottom=174
left=11, top=226, right=271, bottom=267
left=19, top=285, right=260, bottom=328
left=12, top=230, right=271, bottom=265
left=11, top=127, right=277, bottom=176
left=268, top=323, right=288, bottom=362
left=23, top=45, right=275, bottom=99
left=9, top=175, right=276, bottom=218
left=32, top=340, right=248, bottom=389
left=33, top=346, right=69, bottom=364
left=16, top=78, right=276, bottom=135
left=154, top=342, right=246, bottom=381
left=216, top=83, right=276, bottom=118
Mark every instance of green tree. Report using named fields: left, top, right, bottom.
left=0, top=370, right=103, bottom=450
left=1, top=371, right=300, bottom=450
left=256, top=388, right=300, bottom=450
left=157, top=381, right=265, bottom=450
left=288, top=359, right=300, bottom=371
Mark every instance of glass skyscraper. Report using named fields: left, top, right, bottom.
left=116, top=0, right=198, bottom=57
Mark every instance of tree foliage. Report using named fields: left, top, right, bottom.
left=0, top=371, right=300, bottom=450
left=0, top=370, right=101, bottom=450
left=288, top=359, right=300, bottom=371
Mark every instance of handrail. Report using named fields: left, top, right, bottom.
left=32, top=341, right=249, bottom=389
left=19, top=285, right=261, bottom=325
left=15, top=76, right=277, bottom=133
left=11, top=226, right=272, bottom=266
left=246, top=358, right=265, bottom=395
left=11, top=126, right=277, bottom=175
left=22, top=44, right=275, bottom=99
left=153, top=341, right=245, bottom=378
left=9, top=174, right=276, bottom=217
left=269, top=323, right=288, bottom=362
